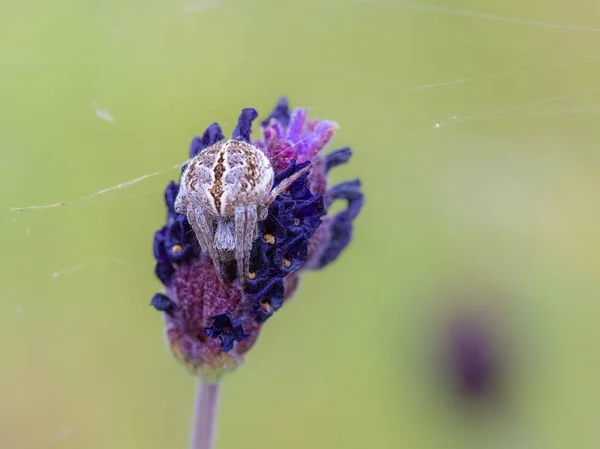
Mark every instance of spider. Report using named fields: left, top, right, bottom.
left=174, top=139, right=314, bottom=285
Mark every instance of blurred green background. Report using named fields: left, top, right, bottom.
left=2, top=0, right=600, bottom=448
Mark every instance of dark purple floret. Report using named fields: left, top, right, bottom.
left=164, top=215, right=197, bottom=263
left=261, top=97, right=290, bottom=127
left=153, top=227, right=175, bottom=285
left=325, top=147, right=352, bottom=172
left=326, top=179, right=363, bottom=215
left=155, top=261, right=175, bottom=286
left=244, top=267, right=285, bottom=321
left=153, top=182, right=202, bottom=286
left=164, top=181, right=179, bottom=220
left=244, top=159, right=325, bottom=322
left=204, top=313, right=250, bottom=352
left=151, top=292, right=176, bottom=316
left=317, top=180, right=364, bottom=269
left=189, top=123, right=225, bottom=158
left=273, top=159, right=308, bottom=186
left=232, top=108, right=258, bottom=143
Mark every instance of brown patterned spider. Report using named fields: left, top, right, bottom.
left=174, top=139, right=314, bottom=285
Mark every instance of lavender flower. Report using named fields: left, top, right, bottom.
left=151, top=98, right=364, bottom=382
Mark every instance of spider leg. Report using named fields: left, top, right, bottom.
left=235, top=204, right=257, bottom=285
left=188, top=207, right=224, bottom=280
left=262, top=161, right=315, bottom=208
left=174, top=191, right=188, bottom=215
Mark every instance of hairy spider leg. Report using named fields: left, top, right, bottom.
left=235, top=204, right=258, bottom=286
left=262, top=161, right=316, bottom=208
left=187, top=206, right=225, bottom=281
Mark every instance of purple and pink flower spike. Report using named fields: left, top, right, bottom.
left=151, top=97, right=364, bottom=382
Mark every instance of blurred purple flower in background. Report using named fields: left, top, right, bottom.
left=439, top=290, right=512, bottom=407
left=448, top=313, right=499, bottom=399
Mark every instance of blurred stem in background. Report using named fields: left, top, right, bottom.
left=190, top=381, right=220, bottom=449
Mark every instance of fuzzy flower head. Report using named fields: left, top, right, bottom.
left=151, top=98, right=364, bottom=382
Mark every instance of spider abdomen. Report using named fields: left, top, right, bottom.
left=219, top=141, right=273, bottom=217
left=183, top=140, right=274, bottom=218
